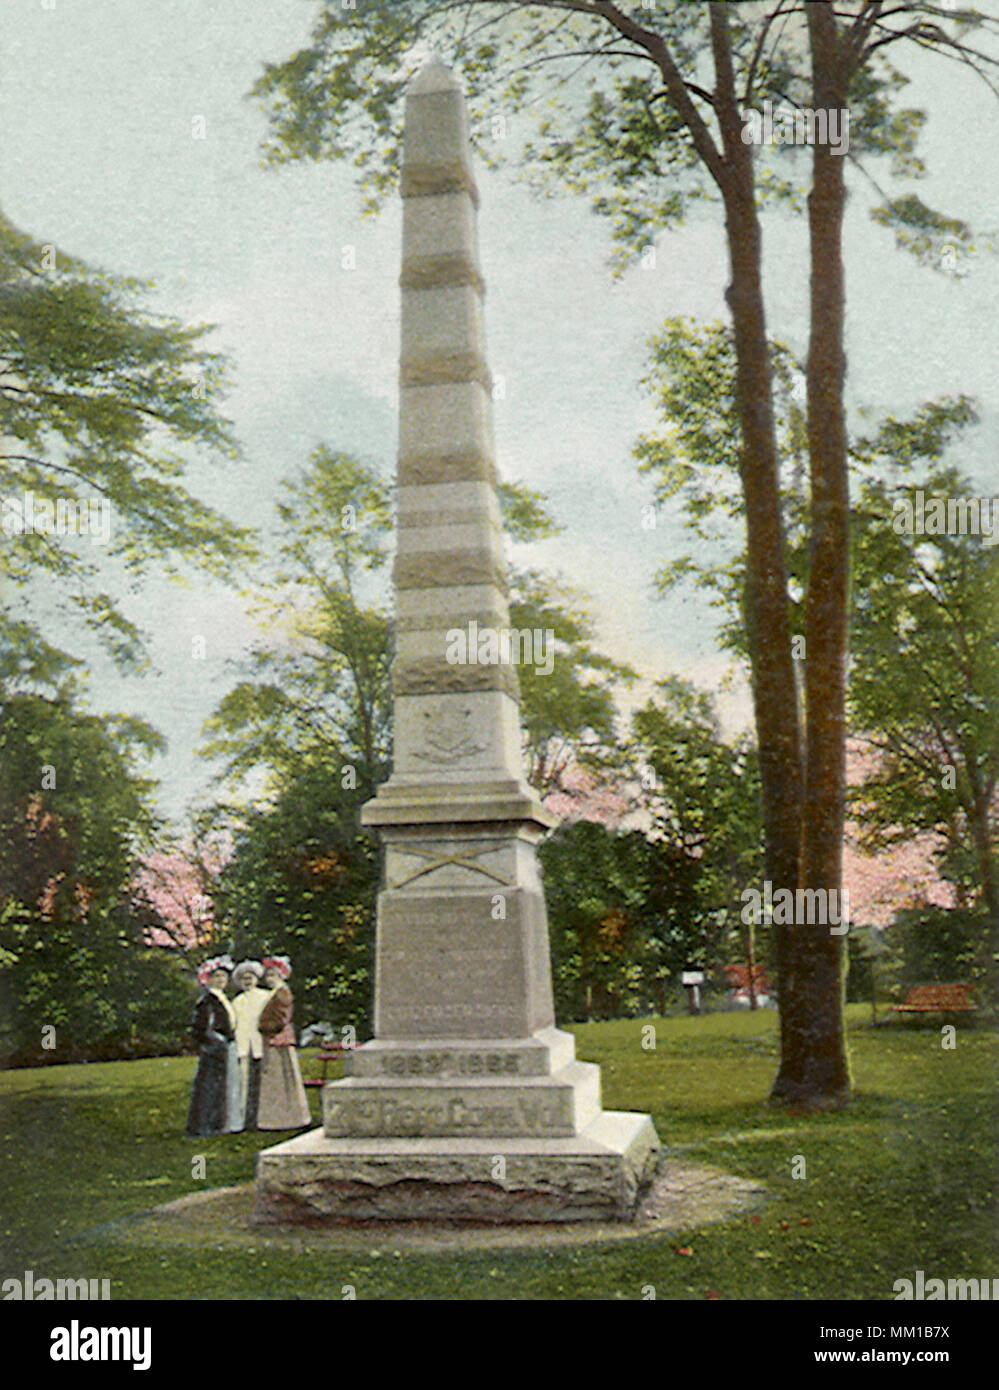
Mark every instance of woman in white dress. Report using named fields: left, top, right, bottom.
left=231, top=960, right=269, bottom=1130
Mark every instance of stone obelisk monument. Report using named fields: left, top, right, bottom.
left=255, top=57, right=659, bottom=1222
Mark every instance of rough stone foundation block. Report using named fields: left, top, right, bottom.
left=254, top=1111, right=660, bottom=1224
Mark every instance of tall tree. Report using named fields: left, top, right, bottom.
left=251, top=0, right=998, bottom=1104
left=207, top=759, right=381, bottom=1033
left=540, top=820, right=661, bottom=1020
left=200, top=446, right=394, bottom=802
left=197, top=446, right=393, bottom=1027
left=638, top=322, right=993, bottom=984
left=130, top=836, right=231, bottom=957
left=541, top=679, right=763, bottom=1020
left=499, top=480, right=638, bottom=795
left=0, top=210, right=253, bottom=687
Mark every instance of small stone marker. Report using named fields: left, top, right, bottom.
left=681, top=970, right=704, bottom=1015
left=255, top=56, right=659, bottom=1222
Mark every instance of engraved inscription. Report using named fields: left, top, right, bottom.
left=378, top=1051, right=521, bottom=1077
left=326, top=1093, right=565, bottom=1136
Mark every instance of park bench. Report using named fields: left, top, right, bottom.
left=892, top=983, right=977, bottom=1015
left=303, top=1041, right=349, bottom=1089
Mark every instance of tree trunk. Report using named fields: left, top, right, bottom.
left=578, top=0, right=850, bottom=1104
left=968, top=771, right=999, bottom=934
left=770, top=4, right=851, bottom=1106
left=704, top=3, right=804, bottom=1065
left=718, top=109, right=805, bottom=1092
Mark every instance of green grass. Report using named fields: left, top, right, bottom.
left=2, top=1005, right=995, bottom=1300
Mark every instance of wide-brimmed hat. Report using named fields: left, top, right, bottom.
left=262, top=955, right=292, bottom=979
left=233, top=959, right=264, bottom=984
left=197, top=954, right=234, bottom=987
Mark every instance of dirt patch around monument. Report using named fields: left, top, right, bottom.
left=82, top=1161, right=766, bottom=1254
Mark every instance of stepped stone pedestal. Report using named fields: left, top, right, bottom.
left=257, top=1029, right=658, bottom=1222
left=254, top=55, right=659, bottom=1224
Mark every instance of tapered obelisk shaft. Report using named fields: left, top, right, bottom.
left=360, top=56, right=558, bottom=1041
left=365, top=55, right=549, bottom=826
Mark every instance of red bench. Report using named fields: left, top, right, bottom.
left=892, top=983, right=976, bottom=1014
left=303, top=1042, right=349, bottom=1088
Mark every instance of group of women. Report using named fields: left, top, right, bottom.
left=185, top=953, right=312, bottom=1137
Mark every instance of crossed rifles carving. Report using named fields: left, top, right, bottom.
left=388, top=843, right=513, bottom=891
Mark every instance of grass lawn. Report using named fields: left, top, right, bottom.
left=1, top=1004, right=995, bottom=1300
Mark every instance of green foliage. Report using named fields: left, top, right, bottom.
left=0, top=691, right=189, bottom=1059
left=0, top=692, right=161, bottom=909
left=632, top=676, right=766, bottom=983
left=632, top=678, right=763, bottom=882
left=509, top=568, right=636, bottom=794
left=635, top=317, right=808, bottom=661
left=541, top=821, right=661, bottom=1021
left=849, top=461, right=999, bottom=925
left=870, top=194, right=980, bottom=271
left=201, top=446, right=393, bottom=800
left=539, top=680, right=763, bottom=1021
left=208, top=760, right=379, bottom=1036
left=497, top=480, right=563, bottom=543
left=500, top=468, right=634, bottom=797
left=249, top=2, right=987, bottom=268
left=0, top=211, right=253, bottom=686
left=845, top=926, right=878, bottom=1005
left=885, top=904, right=992, bottom=989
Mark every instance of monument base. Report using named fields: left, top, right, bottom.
left=254, top=1111, right=659, bottom=1223
left=255, top=1028, right=659, bottom=1223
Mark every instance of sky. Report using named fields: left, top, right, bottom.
left=2, top=0, right=998, bottom=826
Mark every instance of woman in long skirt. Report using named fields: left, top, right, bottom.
left=186, top=955, right=242, bottom=1136
left=257, top=956, right=311, bottom=1130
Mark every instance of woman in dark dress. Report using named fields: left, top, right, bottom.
left=185, top=955, right=240, bottom=1137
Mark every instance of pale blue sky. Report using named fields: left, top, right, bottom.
left=2, top=0, right=997, bottom=824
